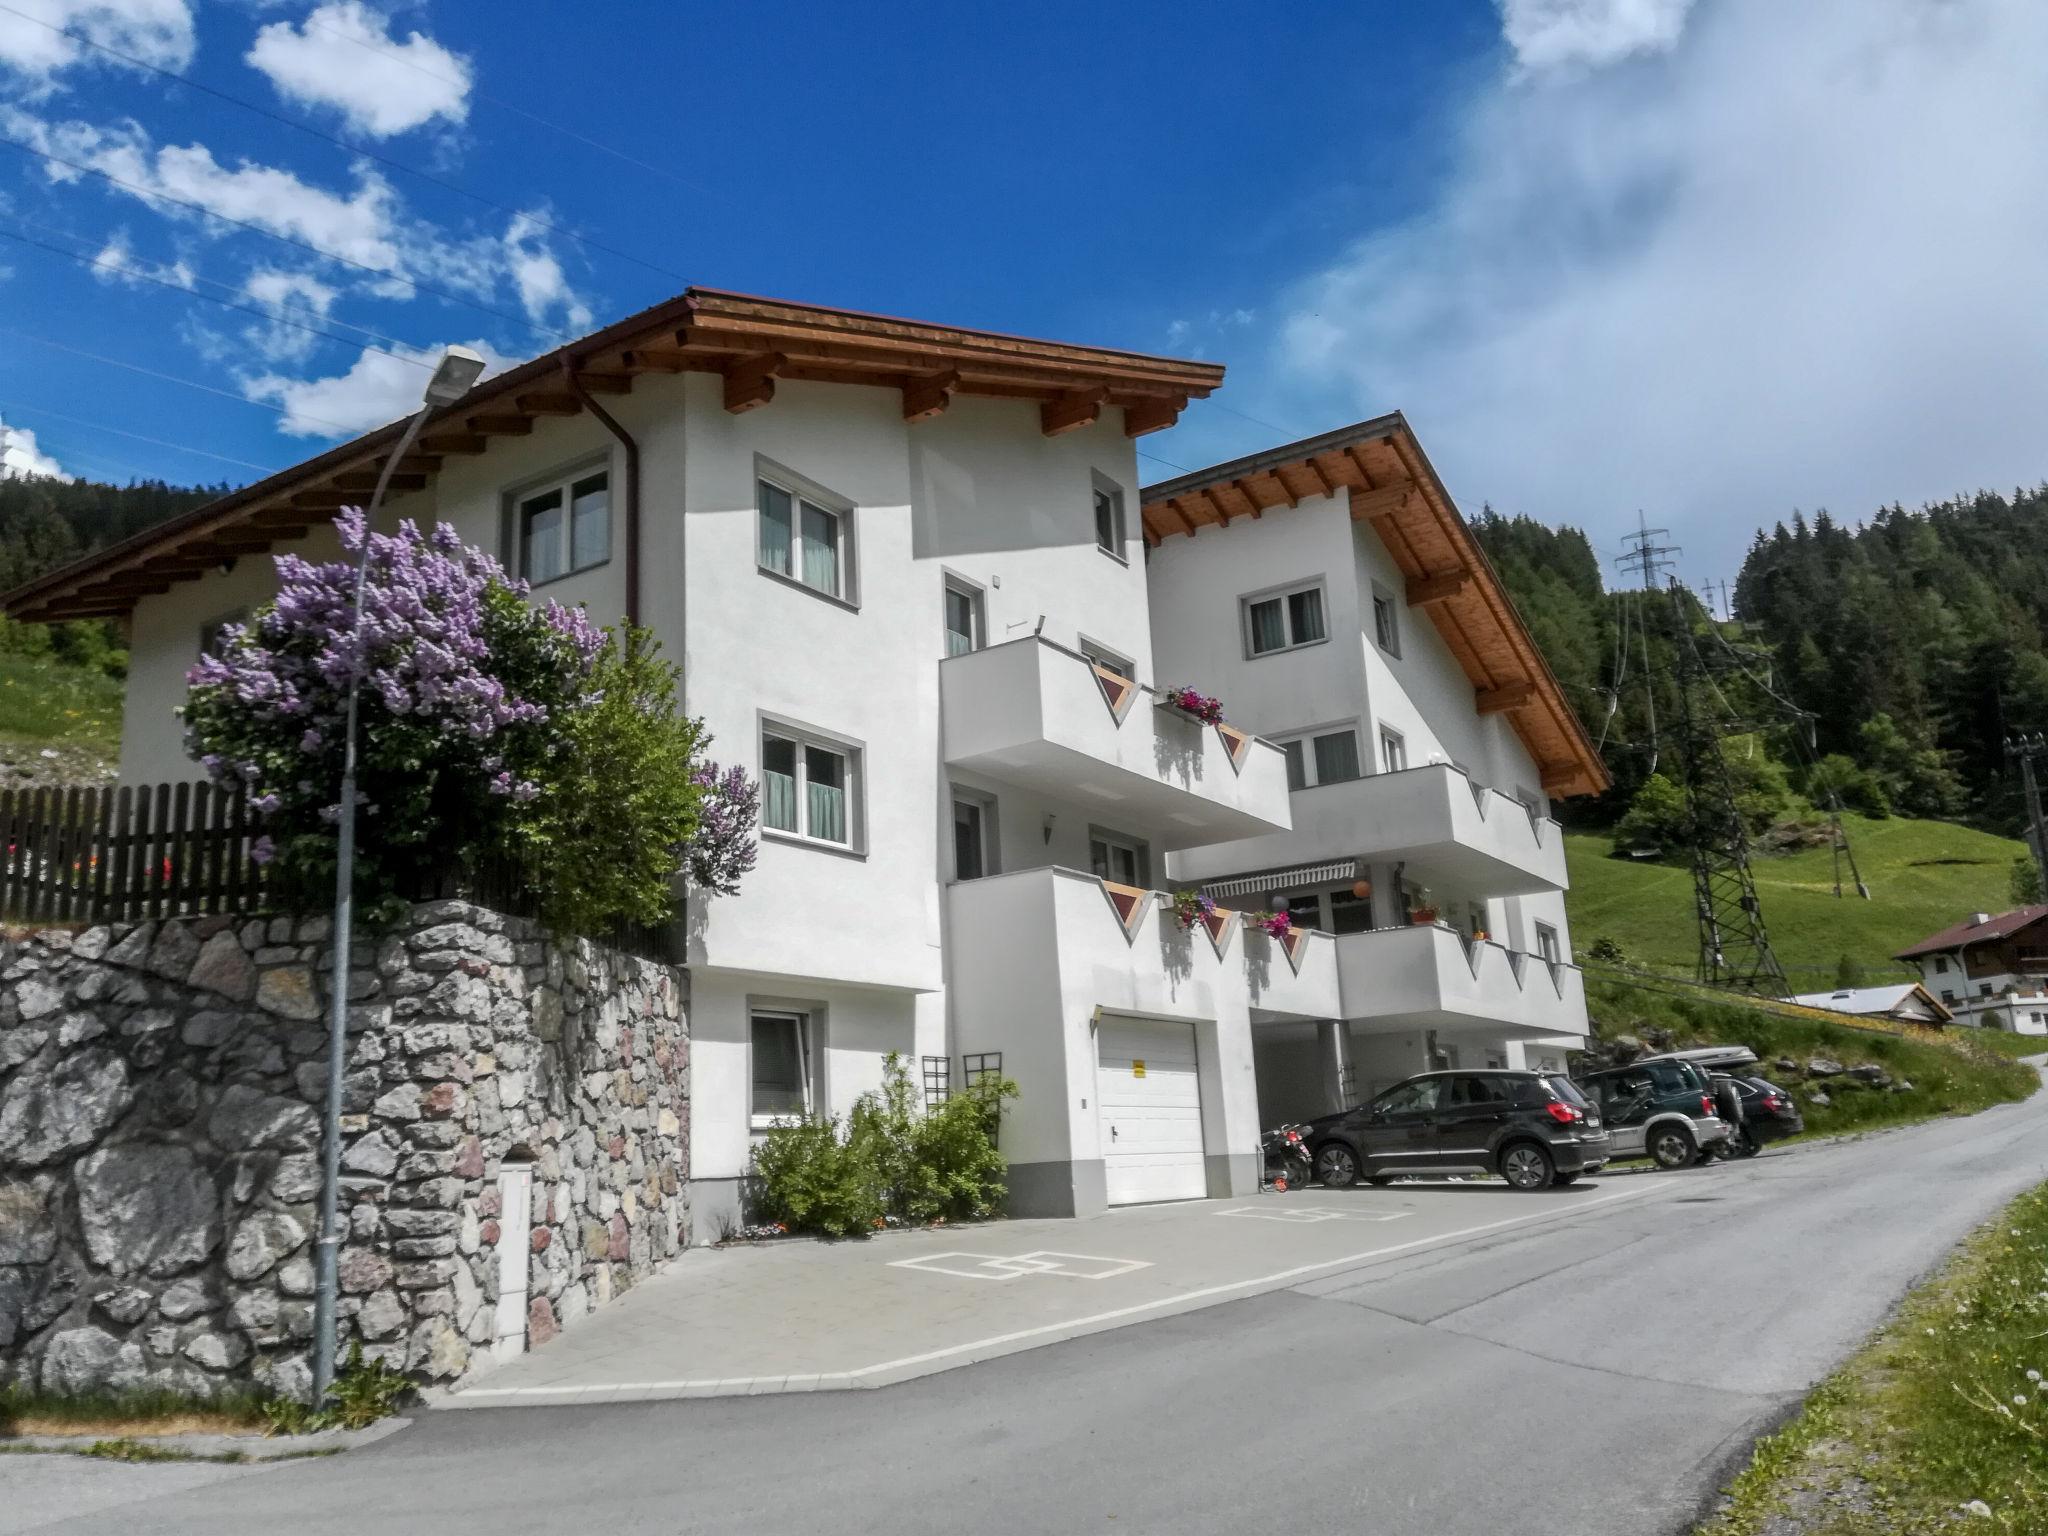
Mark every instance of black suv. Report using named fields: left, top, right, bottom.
left=1303, top=1070, right=1609, bottom=1192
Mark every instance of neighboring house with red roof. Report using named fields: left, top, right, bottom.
left=1893, top=905, right=2048, bottom=1034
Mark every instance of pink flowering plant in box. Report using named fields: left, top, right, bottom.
left=1163, top=685, right=1225, bottom=725
left=1254, top=910, right=1294, bottom=940
left=1172, top=887, right=1218, bottom=932
left=183, top=510, right=758, bottom=929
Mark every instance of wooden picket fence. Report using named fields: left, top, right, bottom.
left=0, top=781, right=267, bottom=927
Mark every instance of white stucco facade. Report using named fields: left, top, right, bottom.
left=104, top=360, right=1595, bottom=1234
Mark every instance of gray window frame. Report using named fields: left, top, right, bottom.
left=1370, top=582, right=1402, bottom=658
left=503, top=452, right=613, bottom=589
left=755, top=456, right=859, bottom=608
left=1240, top=578, right=1329, bottom=660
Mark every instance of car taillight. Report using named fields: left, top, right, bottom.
left=1762, top=1095, right=1781, bottom=1110
left=1701, top=1095, right=1715, bottom=1117
left=1544, top=1101, right=1581, bottom=1125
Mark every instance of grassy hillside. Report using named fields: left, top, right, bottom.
left=1567, top=813, right=2025, bottom=989
left=0, top=651, right=123, bottom=789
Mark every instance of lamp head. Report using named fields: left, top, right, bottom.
left=422, top=346, right=487, bottom=407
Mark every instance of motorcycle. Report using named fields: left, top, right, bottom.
left=1261, top=1123, right=1312, bottom=1191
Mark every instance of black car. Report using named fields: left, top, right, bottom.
left=1726, top=1075, right=1804, bottom=1155
left=1303, top=1070, right=1609, bottom=1192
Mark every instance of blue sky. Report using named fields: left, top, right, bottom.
left=3, top=0, right=2047, bottom=585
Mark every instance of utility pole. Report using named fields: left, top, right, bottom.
left=2008, top=733, right=2048, bottom=903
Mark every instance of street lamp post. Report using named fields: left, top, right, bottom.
left=312, top=348, right=486, bottom=1406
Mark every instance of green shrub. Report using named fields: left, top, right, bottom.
left=751, top=1054, right=1018, bottom=1237
left=259, top=1342, right=411, bottom=1435
left=1612, top=772, right=1688, bottom=854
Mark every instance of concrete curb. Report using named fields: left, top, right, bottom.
left=2, top=1415, right=413, bottom=1460
left=435, top=1180, right=1675, bottom=1409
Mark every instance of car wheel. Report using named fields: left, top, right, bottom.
left=1551, top=1170, right=1581, bottom=1186
left=1737, top=1130, right=1763, bottom=1159
left=1649, top=1123, right=1698, bottom=1170
left=1315, top=1143, right=1360, bottom=1189
left=1499, top=1142, right=1554, bottom=1191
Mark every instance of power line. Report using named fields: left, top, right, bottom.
left=0, top=0, right=689, bottom=285
left=0, top=220, right=438, bottom=370
left=0, top=398, right=278, bottom=472
left=1136, top=448, right=1190, bottom=473
left=0, top=134, right=572, bottom=344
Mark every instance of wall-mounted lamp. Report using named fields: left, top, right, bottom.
left=1042, top=813, right=1057, bottom=845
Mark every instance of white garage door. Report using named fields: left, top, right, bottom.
left=1096, top=1018, right=1207, bottom=1205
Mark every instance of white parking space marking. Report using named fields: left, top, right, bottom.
left=1215, top=1205, right=1415, bottom=1224
left=890, top=1250, right=1153, bottom=1281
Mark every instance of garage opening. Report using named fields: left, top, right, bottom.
left=1095, top=1017, right=1206, bottom=1205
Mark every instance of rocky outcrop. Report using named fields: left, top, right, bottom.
left=0, top=902, right=687, bottom=1400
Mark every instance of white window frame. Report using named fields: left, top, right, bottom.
left=756, top=460, right=857, bottom=606
left=1534, top=922, right=1561, bottom=965
left=1088, top=827, right=1150, bottom=888
left=942, top=573, right=986, bottom=658
left=949, top=785, right=1000, bottom=882
left=509, top=458, right=612, bottom=588
left=1079, top=636, right=1134, bottom=679
left=759, top=719, right=864, bottom=853
left=1370, top=583, right=1402, bottom=658
left=1091, top=472, right=1127, bottom=561
left=1378, top=724, right=1409, bottom=774
left=1241, top=578, right=1328, bottom=659
left=749, top=1009, right=813, bottom=1127
left=1274, top=723, right=1364, bottom=790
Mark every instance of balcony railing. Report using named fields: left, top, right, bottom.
left=940, top=637, right=1292, bottom=850
left=1168, top=761, right=1566, bottom=897
left=1333, top=921, right=1586, bottom=1038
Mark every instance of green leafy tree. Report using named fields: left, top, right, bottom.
left=1612, top=773, right=1689, bottom=854
left=1858, top=713, right=1967, bottom=820
left=2013, top=854, right=2044, bottom=906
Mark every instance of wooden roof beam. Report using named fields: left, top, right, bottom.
left=331, top=472, right=427, bottom=494
left=1123, top=396, right=1184, bottom=437
left=1351, top=480, right=1418, bottom=522
left=420, top=432, right=488, bottom=455
left=468, top=413, right=535, bottom=437
left=1041, top=386, right=1107, bottom=438
left=1476, top=680, right=1536, bottom=715
left=1230, top=479, right=1267, bottom=519
left=514, top=391, right=583, bottom=417
left=1167, top=498, right=1201, bottom=537
left=902, top=369, right=960, bottom=424
left=571, top=371, right=634, bottom=395
left=624, top=347, right=690, bottom=374
left=1539, top=764, right=1578, bottom=796
left=723, top=351, right=785, bottom=414
left=1407, top=570, right=1474, bottom=608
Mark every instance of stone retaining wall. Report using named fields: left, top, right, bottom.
left=0, top=901, right=688, bottom=1400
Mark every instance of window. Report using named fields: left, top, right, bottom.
left=1278, top=727, right=1363, bottom=791
left=1446, top=1075, right=1508, bottom=1107
left=1934, top=957, right=1950, bottom=974
left=761, top=726, right=859, bottom=849
left=1281, top=894, right=1322, bottom=932
left=751, top=1011, right=811, bottom=1122
left=1080, top=639, right=1133, bottom=679
left=943, top=577, right=984, bottom=657
left=1093, top=483, right=1125, bottom=556
left=1373, top=1078, right=1442, bottom=1116
left=1242, top=581, right=1327, bottom=657
left=198, top=607, right=249, bottom=659
left=1379, top=725, right=1408, bottom=774
left=517, top=468, right=610, bottom=585
left=1941, top=989, right=1957, bottom=1004
left=951, top=789, right=998, bottom=881
left=758, top=474, right=851, bottom=599
left=1089, top=830, right=1149, bottom=887
left=1534, top=922, right=1561, bottom=965
left=1329, top=888, right=1374, bottom=934
left=1979, top=983, right=1994, bottom=998
left=1371, top=586, right=1401, bottom=657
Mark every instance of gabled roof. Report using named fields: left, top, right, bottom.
left=3, top=287, right=1224, bottom=625
left=1894, top=904, right=2048, bottom=961
left=1140, top=415, right=1609, bottom=799
left=1789, top=983, right=1955, bottom=1024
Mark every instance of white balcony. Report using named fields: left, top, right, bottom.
left=941, top=638, right=1292, bottom=850
left=1334, top=922, right=1588, bottom=1039
left=1169, top=762, right=1567, bottom=896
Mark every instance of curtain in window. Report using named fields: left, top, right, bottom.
left=1247, top=598, right=1285, bottom=653
left=522, top=489, right=564, bottom=584
left=806, top=746, right=847, bottom=842
left=1314, top=731, right=1361, bottom=784
left=570, top=473, right=609, bottom=570
left=800, top=503, right=840, bottom=595
left=1094, top=489, right=1119, bottom=550
left=945, top=587, right=976, bottom=656
left=758, top=482, right=793, bottom=575
left=761, top=736, right=798, bottom=832
left=1289, top=588, right=1326, bottom=644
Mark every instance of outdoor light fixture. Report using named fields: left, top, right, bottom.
left=311, top=346, right=484, bottom=1407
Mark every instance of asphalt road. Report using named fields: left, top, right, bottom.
left=11, top=1077, right=2048, bottom=1536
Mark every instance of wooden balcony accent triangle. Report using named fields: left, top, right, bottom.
left=1200, top=905, right=1238, bottom=959
left=1098, top=879, right=1152, bottom=944
left=1215, top=722, right=1253, bottom=774
left=1092, top=664, right=1139, bottom=724
left=1280, top=926, right=1310, bottom=974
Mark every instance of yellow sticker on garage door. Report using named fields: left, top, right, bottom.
left=1131, top=1059, right=1145, bottom=1077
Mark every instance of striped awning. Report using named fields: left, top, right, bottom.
left=1202, top=860, right=1358, bottom=899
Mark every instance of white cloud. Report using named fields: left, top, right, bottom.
left=239, top=266, right=340, bottom=361
left=0, top=0, right=193, bottom=90
left=1259, top=0, right=2048, bottom=577
left=90, top=228, right=195, bottom=289
left=244, top=337, right=517, bottom=437
left=1499, top=0, right=1695, bottom=71
left=504, top=212, right=591, bottom=330
left=0, top=416, right=70, bottom=480
left=246, top=2, right=473, bottom=138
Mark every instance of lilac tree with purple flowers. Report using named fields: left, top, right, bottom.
left=184, top=511, right=757, bottom=930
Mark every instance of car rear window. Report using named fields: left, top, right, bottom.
left=1538, top=1074, right=1590, bottom=1107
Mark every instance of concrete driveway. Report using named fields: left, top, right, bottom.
left=441, top=1176, right=1670, bottom=1405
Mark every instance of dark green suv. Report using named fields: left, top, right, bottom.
left=1302, top=1070, right=1609, bottom=1192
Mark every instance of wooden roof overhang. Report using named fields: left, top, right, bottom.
left=3, top=287, right=1224, bottom=625
left=1140, top=414, right=1610, bottom=800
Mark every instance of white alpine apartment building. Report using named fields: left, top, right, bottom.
left=5, top=288, right=1607, bottom=1236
